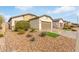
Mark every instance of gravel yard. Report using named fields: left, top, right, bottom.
left=5, top=30, right=76, bottom=52
left=0, top=37, right=6, bottom=51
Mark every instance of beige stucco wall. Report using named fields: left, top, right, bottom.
left=10, top=15, right=36, bottom=30
left=59, top=20, right=64, bottom=29
left=11, top=16, right=24, bottom=30
left=39, top=16, right=53, bottom=32
left=53, top=20, right=64, bottom=29
left=30, top=19, right=39, bottom=30
left=39, top=16, right=53, bottom=31
left=30, top=18, right=53, bottom=32
left=39, top=16, right=52, bottom=22
left=41, top=21, right=52, bottom=32
left=53, top=22, right=59, bottom=28
left=24, top=15, right=36, bottom=21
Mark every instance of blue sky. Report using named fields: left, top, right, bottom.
left=0, top=6, right=79, bottom=23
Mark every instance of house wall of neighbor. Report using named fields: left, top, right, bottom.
left=30, top=19, right=39, bottom=30
left=40, top=16, right=52, bottom=22
left=59, top=20, right=64, bottom=28
left=23, top=15, right=36, bottom=21
left=53, top=20, right=64, bottom=29
left=53, top=22, right=59, bottom=28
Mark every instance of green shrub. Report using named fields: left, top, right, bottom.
left=17, top=29, right=25, bottom=34
left=39, top=32, right=46, bottom=37
left=15, top=21, right=30, bottom=31
left=46, top=32, right=59, bottom=38
left=0, top=33, right=4, bottom=37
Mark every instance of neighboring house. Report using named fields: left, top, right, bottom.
left=53, top=18, right=64, bottom=29
left=8, top=13, right=37, bottom=30
left=30, top=15, right=53, bottom=32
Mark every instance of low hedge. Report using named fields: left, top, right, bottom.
left=46, top=32, right=59, bottom=38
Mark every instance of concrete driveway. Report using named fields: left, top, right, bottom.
left=58, top=29, right=79, bottom=51
left=59, top=30, right=79, bottom=40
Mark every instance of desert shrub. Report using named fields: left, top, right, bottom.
left=71, top=28, right=77, bottom=31
left=0, top=33, right=4, bottom=37
left=68, top=26, right=72, bottom=29
left=70, top=25, right=74, bottom=28
left=29, top=37, right=35, bottom=41
left=15, top=21, right=30, bottom=31
left=63, top=27, right=68, bottom=30
left=39, top=32, right=46, bottom=37
left=63, top=23, right=73, bottom=30
left=30, top=28, right=35, bottom=32
left=26, top=34, right=32, bottom=37
left=17, top=29, right=25, bottom=34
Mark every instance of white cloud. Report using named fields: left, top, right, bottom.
left=15, top=6, right=33, bottom=11
left=47, top=6, right=76, bottom=14
left=0, top=12, right=5, bottom=16
left=4, top=15, right=11, bottom=21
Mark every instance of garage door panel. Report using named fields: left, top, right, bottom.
left=41, top=21, right=51, bottom=31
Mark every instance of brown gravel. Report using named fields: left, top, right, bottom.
left=5, top=30, right=76, bottom=52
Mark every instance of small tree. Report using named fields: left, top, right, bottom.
left=15, top=20, right=30, bottom=31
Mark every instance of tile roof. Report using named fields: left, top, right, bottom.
left=29, top=15, right=53, bottom=21
left=8, top=13, right=37, bottom=22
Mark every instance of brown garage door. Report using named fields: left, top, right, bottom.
left=41, top=21, right=51, bottom=31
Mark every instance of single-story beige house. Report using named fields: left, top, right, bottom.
left=30, top=15, right=53, bottom=32
left=8, top=13, right=66, bottom=32
left=8, top=13, right=37, bottom=30
left=53, top=18, right=64, bottom=29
